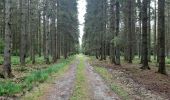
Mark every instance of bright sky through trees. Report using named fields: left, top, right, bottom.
left=78, top=0, right=87, bottom=45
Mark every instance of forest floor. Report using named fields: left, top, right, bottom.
left=90, top=57, right=170, bottom=100
left=1, top=55, right=170, bottom=100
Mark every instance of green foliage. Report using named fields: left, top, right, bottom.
left=22, top=56, right=73, bottom=91
left=166, top=58, right=170, bottom=64
left=11, top=56, right=20, bottom=65
left=0, top=56, right=20, bottom=65
left=0, top=81, right=22, bottom=96
left=111, top=36, right=123, bottom=47
left=0, top=56, right=74, bottom=96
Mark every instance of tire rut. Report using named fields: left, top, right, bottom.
left=85, top=61, right=120, bottom=100
left=40, top=60, right=78, bottom=100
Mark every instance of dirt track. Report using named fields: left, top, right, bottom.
left=39, top=55, right=120, bottom=100
left=39, top=60, right=78, bottom=100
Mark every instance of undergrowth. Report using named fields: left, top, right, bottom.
left=0, top=56, right=52, bottom=65
left=0, top=56, right=74, bottom=96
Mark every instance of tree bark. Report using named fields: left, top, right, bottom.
left=158, top=0, right=166, bottom=74
left=110, top=0, right=116, bottom=64
left=43, top=0, right=46, bottom=59
left=148, top=0, right=151, bottom=62
left=115, top=1, right=120, bottom=65
left=141, top=0, right=150, bottom=69
left=45, top=17, right=50, bottom=64
left=38, top=9, right=42, bottom=57
left=154, top=0, right=157, bottom=60
left=51, top=0, right=57, bottom=62
left=20, top=0, right=27, bottom=65
left=3, top=0, right=13, bottom=78
left=128, top=0, right=133, bottom=63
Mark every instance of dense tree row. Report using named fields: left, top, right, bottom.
left=83, top=0, right=168, bottom=74
left=0, top=0, right=79, bottom=78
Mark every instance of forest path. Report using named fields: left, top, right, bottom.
left=84, top=58, right=120, bottom=100
left=39, top=59, right=78, bottom=100
left=39, top=55, right=119, bottom=100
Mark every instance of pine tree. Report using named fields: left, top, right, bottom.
left=158, top=0, right=166, bottom=74
left=141, top=0, right=150, bottom=69
left=3, top=0, right=13, bottom=78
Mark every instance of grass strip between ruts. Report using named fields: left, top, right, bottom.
left=70, top=55, right=90, bottom=100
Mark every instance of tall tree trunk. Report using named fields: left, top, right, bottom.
left=128, top=0, right=133, bottom=63
left=20, top=0, right=27, bottom=65
left=110, top=0, right=116, bottom=64
left=158, top=0, right=166, bottom=74
left=43, top=0, right=46, bottom=59
left=154, top=0, right=157, bottom=60
left=30, top=0, right=36, bottom=64
left=57, top=0, right=60, bottom=59
left=103, top=0, right=107, bottom=60
left=57, top=31, right=61, bottom=59
left=148, top=0, right=151, bottom=62
left=115, top=1, right=120, bottom=65
left=51, top=18, right=57, bottom=62
left=38, top=10, right=42, bottom=57
left=51, top=0, right=57, bottom=63
left=27, top=0, right=31, bottom=59
left=122, top=1, right=129, bottom=61
left=64, top=35, right=68, bottom=59
left=45, top=17, right=50, bottom=64
left=138, top=0, right=142, bottom=59
left=3, top=0, right=13, bottom=78
left=167, top=6, right=170, bottom=59
left=141, top=0, right=150, bottom=69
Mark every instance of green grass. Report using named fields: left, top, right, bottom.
left=22, top=60, right=72, bottom=100
left=94, top=66, right=129, bottom=100
left=0, top=81, right=22, bottom=96
left=71, top=55, right=90, bottom=100
left=0, top=56, right=74, bottom=96
left=0, top=56, right=21, bottom=65
left=0, top=55, right=52, bottom=65
left=132, top=56, right=170, bottom=64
